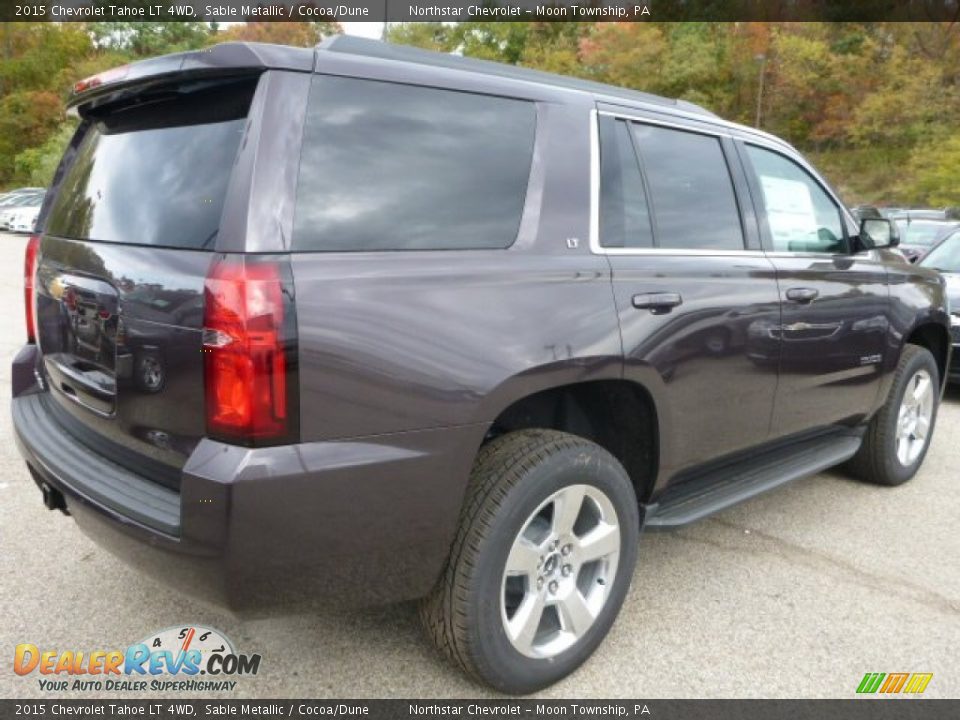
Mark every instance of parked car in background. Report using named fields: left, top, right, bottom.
left=0, top=192, right=45, bottom=230
left=918, top=227, right=960, bottom=383
left=850, top=205, right=883, bottom=223
left=0, top=187, right=44, bottom=208
left=878, top=207, right=908, bottom=218
left=892, top=216, right=960, bottom=262
left=11, top=38, right=952, bottom=694
left=7, top=202, right=42, bottom=234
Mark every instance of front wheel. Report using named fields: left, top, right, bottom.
left=847, top=344, right=940, bottom=486
left=420, top=429, right=639, bottom=694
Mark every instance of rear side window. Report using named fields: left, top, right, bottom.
left=45, top=77, right=257, bottom=250
left=293, top=76, right=536, bottom=252
left=631, top=124, right=745, bottom=251
left=598, top=116, right=653, bottom=249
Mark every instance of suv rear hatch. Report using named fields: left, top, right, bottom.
left=34, top=74, right=260, bottom=490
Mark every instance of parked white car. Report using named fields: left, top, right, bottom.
left=0, top=188, right=44, bottom=208
left=7, top=204, right=41, bottom=233
left=0, top=192, right=44, bottom=231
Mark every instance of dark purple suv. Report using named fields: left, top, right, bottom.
left=12, top=38, right=952, bottom=693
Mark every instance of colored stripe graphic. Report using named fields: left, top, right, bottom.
left=857, top=672, right=932, bottom=694
left=857, top=673, right=885, bottom=693
left=879, top=673, right=909, bottom=693
left=904, top=673, right=933, bottom=694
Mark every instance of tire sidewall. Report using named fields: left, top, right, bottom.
left=879, top=348, right=939, bottom=484
left=465, top=442, right=640, bottom=694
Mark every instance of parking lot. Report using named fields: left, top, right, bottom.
left=0, top=230, right=957, bottom=699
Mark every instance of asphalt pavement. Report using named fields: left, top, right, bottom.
left=0, top=231, right=957, bottom=699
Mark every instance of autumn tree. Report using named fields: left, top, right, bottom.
left=215, top=21, right=341, bottom=47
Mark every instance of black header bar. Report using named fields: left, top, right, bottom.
left=3, top=0, right=960, bottom=23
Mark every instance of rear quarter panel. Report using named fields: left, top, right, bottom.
left=292, top=250, right=622, bottom=441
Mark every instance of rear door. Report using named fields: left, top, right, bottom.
left=738, top=141, right=890, bottom=438
left=598, top=112, right=782, bottom=481
left=34, top=75, right=261, bottom=488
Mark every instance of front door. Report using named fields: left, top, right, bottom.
left=739, top=142, right=890, bottom=439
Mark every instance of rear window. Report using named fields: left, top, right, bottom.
left=292, top=76, right=537, bottom=252
left=45, top=77, right=257, bottom=250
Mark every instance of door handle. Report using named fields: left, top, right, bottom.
left=632, top=292, right=683, bottom=313
left=785, top=287, right=819, bottom=303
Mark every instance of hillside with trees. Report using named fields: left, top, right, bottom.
left=1, top=21, right=958, bottom=207
left=386, top=21, right=960, bottom=207
left=0, top=21, right=340, bottom=189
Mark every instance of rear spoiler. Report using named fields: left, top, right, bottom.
left=68, top=42, right=315, bottom=115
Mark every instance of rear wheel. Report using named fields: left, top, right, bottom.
left=420, top=429, right=639, bottom=694
left=847, top=344, right=939, bottom=486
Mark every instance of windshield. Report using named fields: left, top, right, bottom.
left=45, top=77, right=257, bottom=250
left=919, top=231, right=960, bottom=273
left=898, top=220, right=959, bottom=248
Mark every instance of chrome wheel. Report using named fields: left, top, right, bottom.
left=895, top=368, right=934, bottom=466
left=500, top=484, right=621, bottom=659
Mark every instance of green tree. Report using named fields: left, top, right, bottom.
left=87, top=22, right=214, bottom=57
left=14, top=122, right=78, bottom=186
left=902, top=134, right=960, bottom=206
left=384, top=22, right=456, bottom=52
left=0, top=23, right=91, bottom=96
left=215, top=21, right=341, bottom=47
left=0, top=90, right=63, bottom=183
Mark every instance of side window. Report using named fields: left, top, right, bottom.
left=745, top=144, right=846, bottom=254
left=631, top=124, right=745, bottom=251
left=598, top=116, right=653, bottom=248
left=293, top=76, right=536, bottom=251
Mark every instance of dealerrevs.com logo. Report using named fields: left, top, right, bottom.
left=13, top=625, right=261, bottom=692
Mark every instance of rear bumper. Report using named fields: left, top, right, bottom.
left=12, top=351, right=482, bottom=611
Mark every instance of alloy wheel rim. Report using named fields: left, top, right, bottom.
left=500, top=484, right=621, bottom=659
left=895, top=368, right=934, bottom=467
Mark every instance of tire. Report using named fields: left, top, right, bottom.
left=847, top=344, right=939, bottom=486
left=420, top=429, right=639, bottom=694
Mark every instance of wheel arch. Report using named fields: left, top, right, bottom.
left=481, top=377, right=661, bottom=504
left=905, top=321, right=950, bottom=388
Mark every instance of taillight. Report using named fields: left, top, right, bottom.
left=203, top=256, right=297, bottom=445
left=24, top=234, right=40, bottom=343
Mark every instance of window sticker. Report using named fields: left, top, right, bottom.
left=760, top=175, right=819, bottom=250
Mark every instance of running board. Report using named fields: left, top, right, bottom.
left=645, top=434, right=863, bottom=529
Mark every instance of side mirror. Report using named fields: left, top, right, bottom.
left=860, top=217, right=900, bottom=249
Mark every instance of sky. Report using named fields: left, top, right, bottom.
left=341, top=23, right=386, bottom=40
